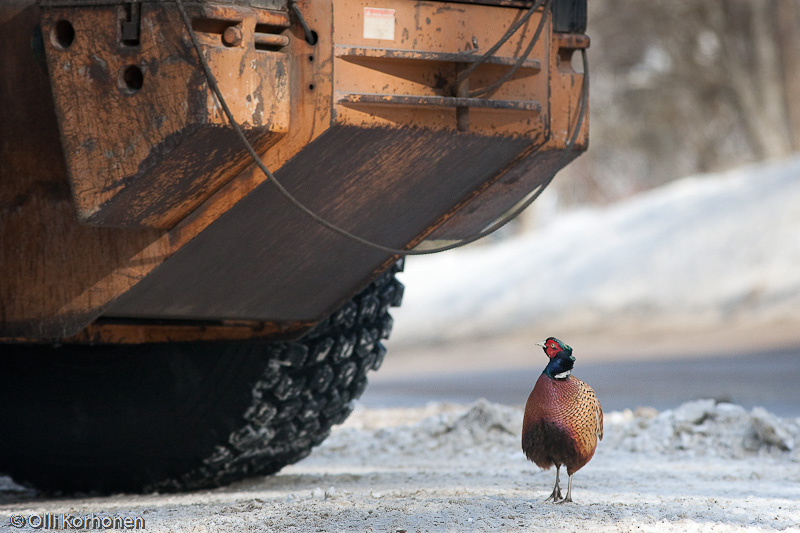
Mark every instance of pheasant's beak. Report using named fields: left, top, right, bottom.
left=535, top=340, right=546, bottom=347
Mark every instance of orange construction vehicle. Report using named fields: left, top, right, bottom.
left=0, top=0, right=588, bottom=491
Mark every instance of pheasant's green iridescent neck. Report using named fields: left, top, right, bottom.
left=543, top=351, right=575, bottom=380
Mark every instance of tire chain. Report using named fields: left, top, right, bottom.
left=151, top=261, right=404, bottom=491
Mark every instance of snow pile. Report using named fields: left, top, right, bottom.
left=316, top=399, right=523, bottom=465
left=313, top=399, right=800, bottom=467
left=604, top=399, right=800, bottom=459
left=392, top=155, right=800, bottom=345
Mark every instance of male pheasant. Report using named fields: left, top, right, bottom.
left=521, top=337, right=603, bottom=503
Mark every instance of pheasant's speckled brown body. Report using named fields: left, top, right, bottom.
left=522, top=373, right=603, bottom=474
left=521, top=337, right=602, bottom=503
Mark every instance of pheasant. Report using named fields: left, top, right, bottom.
left=521, top=337, right=603, bottom=503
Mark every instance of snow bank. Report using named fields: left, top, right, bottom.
left=605, top=399, right=800, bottom=459
left=392, top=156, right=800, bottom=345
left=314, top=399, right=800, bottom=467
left=316, top=400, right=522, bottom=465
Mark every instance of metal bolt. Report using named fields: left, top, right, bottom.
left=222, top=26, right=243, bottom=47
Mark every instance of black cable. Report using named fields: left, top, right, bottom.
left=289, top=1, right=317, bottom=45
left=469, top=0, right=551, bottom=98
left=174, top=0, right=588, bottom=256
left=455, top=0, right=546, bottom=89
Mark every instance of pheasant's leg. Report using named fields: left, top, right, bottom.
left=557, top=474, right=574, bottom=504
left=545, top=466, right=563, bottom=502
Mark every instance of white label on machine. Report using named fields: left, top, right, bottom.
left=363, top=7, right=395, bottom=40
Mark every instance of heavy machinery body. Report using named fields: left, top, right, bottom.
left=2, top=0, right=587, bottom=343
left=0, top=0, right=588, bottom=492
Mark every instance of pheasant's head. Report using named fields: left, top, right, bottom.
left=536, top=337, right=575, bottom=379
left=536, top=337, right=572, bottom=359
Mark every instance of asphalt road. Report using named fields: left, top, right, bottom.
left=361, top=345, right=800, bottom=417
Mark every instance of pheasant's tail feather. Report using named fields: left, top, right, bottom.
left=596, top=396, right=604, bottom=441
left=575, top=378, right=603, bottom=442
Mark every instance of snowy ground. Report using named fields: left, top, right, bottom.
left=2, top=400, right=799, bottom=532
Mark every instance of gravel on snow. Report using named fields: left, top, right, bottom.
left=2, top=399, right=799, bottom=532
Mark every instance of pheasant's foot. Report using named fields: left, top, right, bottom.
left=544, top=466, right=562, bottom=502
left=544, top=487, right=563, bottom=502
left=556, top=473, right=574, bottom=503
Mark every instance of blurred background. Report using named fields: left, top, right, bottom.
left=361, top=0, right=800, bottom=417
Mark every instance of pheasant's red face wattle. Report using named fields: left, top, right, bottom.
left=545, top=338, right=561, bottom=358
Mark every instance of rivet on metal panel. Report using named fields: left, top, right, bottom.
left=222, top=25, right=243, bottom=46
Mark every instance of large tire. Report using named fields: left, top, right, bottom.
left=0, top=264, right=404, bottom=493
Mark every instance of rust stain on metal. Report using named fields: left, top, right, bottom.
left=336, top=92, right=542, bottom=112
left=556, top=32, right=590, bottom=49
left=1, top=2, right=169, bottom=339
left=39, top=2, right=291, bottom=228
left=335, top=45, right=542, bottom=70
left=60, top=319, right=314, bottom=345
left=331, top=1, right=551, bottom=136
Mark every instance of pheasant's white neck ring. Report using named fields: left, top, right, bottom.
left=553, top=370, right=571, bottom=379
